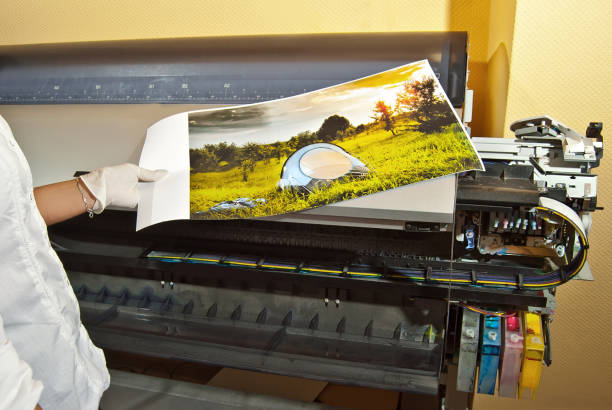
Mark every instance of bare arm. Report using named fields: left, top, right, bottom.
left=33, top=179, right=96, bottom=226
left=33, top=164, right=166, bottom=226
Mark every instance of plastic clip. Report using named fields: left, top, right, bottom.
left=425, top=266, right=432, bottom=282
left=516, top=273, right=524, bottom=289
left=559, top=267, right=568, bottom=283
left=471, top=270, right=478, bottom=285
left=342, top=265, right=350, bottom=276
left=381, top=263, right=389, bottom=278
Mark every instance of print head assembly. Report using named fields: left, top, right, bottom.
left=278, top=143, right=370, bottom=193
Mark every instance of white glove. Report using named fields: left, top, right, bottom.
left=80, top=163, right=167, bottom=214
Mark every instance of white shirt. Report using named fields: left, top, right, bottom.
left=0, top=115, right=110, bottom=410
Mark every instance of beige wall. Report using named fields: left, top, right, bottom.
left=1, top=0, right=451, bottom=44
left=477, top=2, right=612, bottom=408
left=481, top=0, right=515, bottom=138
left=2, top=1, right=610, bottom=409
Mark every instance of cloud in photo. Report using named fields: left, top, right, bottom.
left=189, top=61, right=429, bottom=148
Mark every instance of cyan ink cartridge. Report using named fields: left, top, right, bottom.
left=499, top=316, right=524, bottom=398
left=457, top=308, right=480, bottom=392
left=477, top=316, right=501, bottom=394
left=518, top=312, right=545, bottom=399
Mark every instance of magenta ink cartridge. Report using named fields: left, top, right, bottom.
left=498, top=315, right=524, bottom=398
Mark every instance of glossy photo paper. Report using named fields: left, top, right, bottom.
left=137, top=60, right=483, bottom=229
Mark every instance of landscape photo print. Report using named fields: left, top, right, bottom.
left=189, top=60, right=482, bottom=220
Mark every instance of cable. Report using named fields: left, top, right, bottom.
left=146, top=203, right=588, bottom=291
left=460, top=304, right=516, bottom=318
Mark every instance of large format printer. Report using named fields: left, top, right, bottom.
left=0, top=33, right=604, bottom=409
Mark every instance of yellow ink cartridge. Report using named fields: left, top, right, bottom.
left=518, top=312, right=544, bottom=399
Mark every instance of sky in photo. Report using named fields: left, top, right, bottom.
left=188, top=61, right=440, bottom=148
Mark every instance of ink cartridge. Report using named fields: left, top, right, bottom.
left=518, top=312, right=545, bottom=399
left=477, top=316, right=501, bottom=394
left=456, top=308, right=480, bottom=392
left=498, top=316, right=524, bottom=398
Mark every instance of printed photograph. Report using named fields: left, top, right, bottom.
left=189, top=61, right=482, bottom=220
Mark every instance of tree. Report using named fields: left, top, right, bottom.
left=270, top=142, right=283, bottom=161
left=240, top=158, right=254, bottom=181
left=190, top=148, right=218, bottom=172
left=396, top=78, right=454, bottom=133
left=214, top=142, right=238, bottom=163
left=280, top=146, right=293, bottom=160
left=241, top=142, right=263, bottom=162
left=261, top=145, right=273, bottom=164
left=372, top=100, right=396, bottom=135
left=317, top=115, right=350, bottom=141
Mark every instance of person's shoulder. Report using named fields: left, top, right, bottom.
left=0, top=114, right=16, bottom=148
left=0, top=114, right=12, bottom=134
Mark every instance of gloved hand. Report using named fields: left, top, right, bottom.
left=79, top=163, right=167, bottom=214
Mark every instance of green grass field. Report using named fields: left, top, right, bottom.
left=190, top=116, right=480, bottom=219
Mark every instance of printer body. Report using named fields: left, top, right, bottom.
left=0, top=33, right=603, bottom=409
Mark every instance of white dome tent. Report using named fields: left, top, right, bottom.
left=278, top=143, right=370, bottom=193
